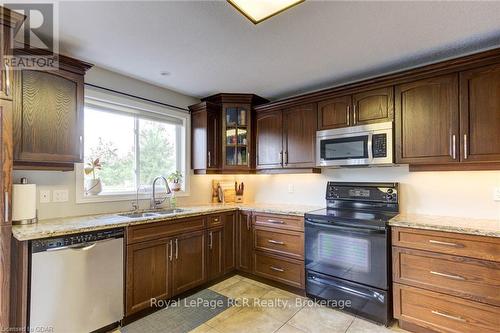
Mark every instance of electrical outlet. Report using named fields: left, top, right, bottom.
left=494, top=187, right=500, bottom=202
left=39, top=190, right=51, bottom=203
left=288, top=184, right=294, bottom=193
left=53, top=189, right=69, bottom=203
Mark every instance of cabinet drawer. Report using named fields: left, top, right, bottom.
left=393, top=247, right=500, bottom=306
left=253, top=251, right=304, bottom=289
left=392, top=227, right=500, bottom=262
left=127, top=216, right=206, bottom=244
left=254, top=227, right=304, bottom=260
left=394, top=283, right=500, bottom=333
left=254, top=213, right=303, bottom=231
left=207, top=214, right=223, bottom=228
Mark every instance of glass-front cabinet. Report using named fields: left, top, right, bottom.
left=223, top=104, right=251, bottom=169
left=189, top=93, right=268, bottom=174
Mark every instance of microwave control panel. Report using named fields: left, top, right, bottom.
left=372, top=134, right=387, bottom=158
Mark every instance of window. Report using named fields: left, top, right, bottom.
left=77, top=86, right=189, bottom=202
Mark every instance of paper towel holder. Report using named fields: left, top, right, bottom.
left=12, top=177, right=38, bottom=225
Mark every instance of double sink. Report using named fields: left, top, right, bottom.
left=118, top=208, right=187, bottom=219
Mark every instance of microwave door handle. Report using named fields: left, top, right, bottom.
left=367, top=132, right=374, bottom=161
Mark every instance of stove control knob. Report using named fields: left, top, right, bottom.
left=387, top=189, right=393, bottom=194
left=386, top=194, right=393, bottom=201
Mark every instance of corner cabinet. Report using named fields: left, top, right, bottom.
left=256, top=103, right=319, bottom=172
left=189, top=93, right=268, bottom=174
left=12, top=54, right=92, bottom=170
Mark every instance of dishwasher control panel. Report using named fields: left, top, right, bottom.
left=32, top=228, right=124, bottom=253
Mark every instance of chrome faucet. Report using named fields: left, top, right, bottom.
left=150, top=176, right=171, bottom=209
left=132, top=185, right=143, bottom=212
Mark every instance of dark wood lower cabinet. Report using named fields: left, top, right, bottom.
left=223, top=212, right=236, bottom=273
left=126, top=238, right=170, bottom=315
left=236, top=211, right=253, bottom=273
left=207, top=227, right=224, bottom=281
left=171, top=230, right=206, bottom=296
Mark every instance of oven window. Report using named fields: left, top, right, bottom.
left=318, top=233, right=370, bottom=273
left=321, top=135, right=368, bottom=160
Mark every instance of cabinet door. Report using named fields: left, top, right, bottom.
left=460, top=64, right=500, bottom=162
left=236, top=211, right=253, bottom=273
left=256, top=109, right=283, bottom=169
left=126, top=238, right=170, bottom=315
left=353, top=87, right=394, bottom=125
left=283, top=104, right=317, bottom=168
left=13, top=69, right=84, bottom=164
left=222, top=103, right=252, bottom=170
left=171, top=230, right=206, bottom=296
left=395, top=74, right=459, bottom=164
left=223, top=212, right=236, bottom=273
left=207, top=109, right=221, bottom=169
left=317, top=96, right=351, bottom=130
left=207, top=227, right=224, bottom=281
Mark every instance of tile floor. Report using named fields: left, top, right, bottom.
left=124, top=275, right=410, bottom=333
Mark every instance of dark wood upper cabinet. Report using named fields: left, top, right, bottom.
left=126, top=238, right=170, bottom=315
left=395, top=74, right=459, bottom=165
left=353, top=87, right=394, bottom=125
left=317, top=96, right=351, bottom=130
left=256, top=110, right=283, bottom=169
left=207, top=227, right=224, bottom=281
left=171, top=230, right=206, bottom=296
left=190, top=102, right=221, bottom=171
left=283, top=104, right=317, bottom=168
left=223, top=212, right=236, bottom=273
left=236, top=211, right=253, bottom=273
left=11, top=54, right=92, bottom=170
left=460, top=64, right=500, bottom=163
left=190, top=93, right=268, bottom=174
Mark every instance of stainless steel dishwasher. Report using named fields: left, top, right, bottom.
left=30, top=228, right=124, bottom=333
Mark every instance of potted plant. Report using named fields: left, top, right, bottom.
left=84, top=158, right=103, bottom=195
left=167, top=171, right=183, bottom=192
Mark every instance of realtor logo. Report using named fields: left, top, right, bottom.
left=3, top=1, right=59, bottom=70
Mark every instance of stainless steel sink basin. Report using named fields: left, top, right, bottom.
left=118, top=208, right=186, bottom=219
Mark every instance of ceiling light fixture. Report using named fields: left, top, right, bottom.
left=227, top=0, right=305, bottom=24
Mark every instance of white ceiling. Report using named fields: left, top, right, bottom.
left=58, top=1, right=500, bottom=100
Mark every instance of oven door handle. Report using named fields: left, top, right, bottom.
left=305, top=220, right=385, bottom=234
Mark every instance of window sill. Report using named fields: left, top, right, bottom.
left=76, top=191, right=190, bottom=204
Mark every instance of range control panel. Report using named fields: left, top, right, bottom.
left=32, top=228, right=123, bottom=253
left=326, top=182, right=398, bottom=203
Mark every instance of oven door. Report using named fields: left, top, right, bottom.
left=305, top=218, right=388, bottom=290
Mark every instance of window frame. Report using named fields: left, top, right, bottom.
left=76, top=87, right=191, bottom=204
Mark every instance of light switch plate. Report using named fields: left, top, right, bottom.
left=53, top=189, right=69, bottom=202
left=39, top=190, right=51, bottom=203
left=494, top=187, right=500, bottom=202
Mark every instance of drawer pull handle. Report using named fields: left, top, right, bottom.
left=429, top=240, right=461, bottom=247
left=269, top=266, right=284, bottom=272
left=430, top=271, right=465, bottom=280
left=431, top=310, right=466, bottom=323
left=266, top=219, right=284, bottom=224
left=268, top=240, right=284, bottom=245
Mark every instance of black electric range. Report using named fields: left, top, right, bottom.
left=304, top=182, right=399, bottom=326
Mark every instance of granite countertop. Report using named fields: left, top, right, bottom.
left=389, top=213, right=500, bottom=238
left=12, top=203, right=323, bottom=241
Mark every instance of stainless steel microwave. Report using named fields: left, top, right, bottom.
left=316, top=122, right=393, bottom=167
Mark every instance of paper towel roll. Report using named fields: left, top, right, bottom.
left=12, top=183, right=37, bottom=222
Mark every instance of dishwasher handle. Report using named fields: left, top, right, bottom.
left=45, top=238, right=114, bottom=253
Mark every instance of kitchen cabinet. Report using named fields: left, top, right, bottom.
left=12, top=54, right=92, bottom=170
left=317, top=87, right=394, bottom=130
left=255, top=109, right=283, bottom=169
left=126, top=238, right=171, bottom=315
left=459, top=63, right=500, bottom=162
left=223, top=212, right=236, bottom=273
left=171, top=230, right=206, bottom=296
left=317, top=96, right=351, bottom=130
left=392, top=227, right=500, bottom=333
left=236, top=211, right=253, bottom=273
left=256, top=103, right=319, bottom=171
left=395, top=74, right=459, bottom=165
left=190, top=93, right=268, bottom=174
left=207, top=227, right=224, bottom=281
left=190, top=102, right=221, bottom=172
